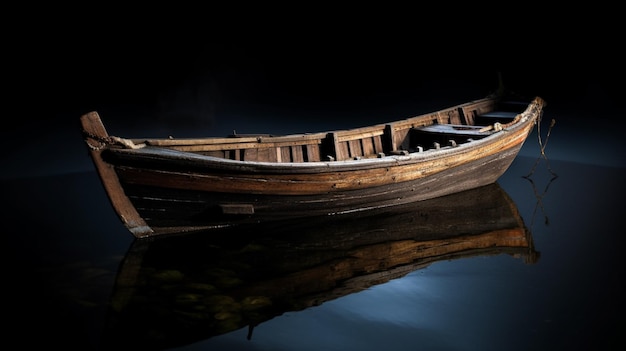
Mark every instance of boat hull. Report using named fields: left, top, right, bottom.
left=81, top=95, right=545, bottom=237
left=112, top=143, right=523, bottom=235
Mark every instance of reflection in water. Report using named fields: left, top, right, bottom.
left=524, top=173, right=558, bottom=228
left=102, top=183, right=539, bottom=350
left=525, top=116, right=558, bottom=179
left=524, top=116, right=558, bottom=228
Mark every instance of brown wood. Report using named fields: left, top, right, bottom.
left=80, top=112, right=153, bottom=237
left=80, top=93, right=546, bottom=238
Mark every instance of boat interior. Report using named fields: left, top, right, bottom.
left=134, top=98, right=530, bottom=163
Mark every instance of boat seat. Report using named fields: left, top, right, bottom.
left=416, top=124, right=488, bottom=136
left=410, top=124, right=490, bottom=151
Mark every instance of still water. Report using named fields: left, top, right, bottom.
left=6, top=121, right=625, bottom=350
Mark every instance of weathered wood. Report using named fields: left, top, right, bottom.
left=333, top=126, right=385, bottom=142
left=80, top=94, right=546, bottom=238
left=291, top=145, right=304, bottom=162
left=80, top=112, right=153, bottom=237
left=145, top=136, right=261, bottom=146
left=306, top=144, right=321, bottom=162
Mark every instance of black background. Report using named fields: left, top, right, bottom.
left=8, top=9, right=624, bottom=128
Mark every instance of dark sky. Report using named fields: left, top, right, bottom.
left=7, top=12, right=624, bottom=130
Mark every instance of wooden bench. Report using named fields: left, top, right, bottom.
left=416, top=124, right=489, bottom=136
left=409, top=124, right=491, bottom=151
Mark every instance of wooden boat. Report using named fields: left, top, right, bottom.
left=80, top=92, right=546, bottom=238
left=103, top=182, right=538, bottom=349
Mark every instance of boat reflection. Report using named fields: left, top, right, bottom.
left=103, top=183, right=539, bottom=349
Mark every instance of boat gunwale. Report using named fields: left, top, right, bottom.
left=105, top=96, right=543, bottom=173
left=109, top=129, right=510, bottom=171
left=133, top=95, right=501, bottom=147
left=106, top=113, right=537, bottom=173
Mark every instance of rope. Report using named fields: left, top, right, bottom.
left=82, top=131, right=144, bottom=150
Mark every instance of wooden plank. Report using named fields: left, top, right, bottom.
left=459, top=98, right=496, bottom=113
left=262, top=132, right=327, bottom=143
left=348, top=139, right=363, bottom=158
left=434, top=111, right=446, bottom=124
left=461, top=106, right=476, bottom=125
left=268, top=147, right=278, bottom=162
left=146, top=136, right=260, bottom=146
left=391, top=128, right=411, bottom=151
left=336, top=142, right=349, bottom=161
left=335, top=128, right=385, bottom=142
left=362, top=137, right=375, bottom=156
left=306, top=144, right=321, bottom=161
left=275, top=147, right=283, bottom=163
left=171, top=138, right=323, bottom=152
left=257, top=147, right=271, bottom=162
left=79, top=112, right=152, bottom=237
left=291, top=145, right=304, bottom=162
left=243, top=148, right=258, bottom=161
left=145, top=132, right=327, bottom=146
left=389, top=116, right=429, bottom=131
left=331, top=132, right=349, bottom=161
left=373, top=135, right=383, bottom=154
left=460, top=99, right=497, bottom=125
left=204, top=150, right=225, bottom=158
left=280, top=146, right=291, bottom=163
left=448, top=109, right=463, bottom=125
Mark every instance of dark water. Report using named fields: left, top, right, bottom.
left=5, top=112, right=625, bottom=351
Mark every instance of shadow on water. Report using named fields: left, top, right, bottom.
left=101, top=182, right=539, bottom=350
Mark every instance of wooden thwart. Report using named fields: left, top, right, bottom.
left=416, top=124, right=489, bottom=136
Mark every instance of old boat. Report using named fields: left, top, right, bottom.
left=80, top=93, right=546, bottom=238
left=103, top=183, right=538, bottom=349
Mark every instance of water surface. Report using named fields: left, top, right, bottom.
left=5, top=113, right=624, bottom=351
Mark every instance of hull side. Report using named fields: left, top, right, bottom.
left=119, top=143, right=523, bottom=235
left=107, top=113, right=534, bottom=196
